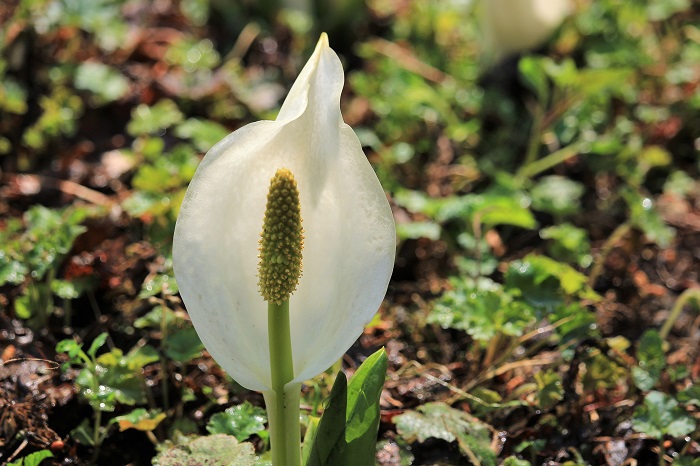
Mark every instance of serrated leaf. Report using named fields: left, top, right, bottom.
left=153, top=434, right=256, bottom=466
left=632, top=329, right=665, bottom=391
left=206, top=402, right=267, bottom=441
left=394, top=402, right=496, bottom=466
left=632, top=391, right=697, bottom=439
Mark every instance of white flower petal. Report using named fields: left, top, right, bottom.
left=173, top=34, right=395, bottom=392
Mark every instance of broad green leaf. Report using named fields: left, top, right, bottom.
left=304, top=371, right=347, bottom=466
left=153, top=434, right=256, bottom=466
left=206, top=402, right=267, bottom=442
left=306, top=348, right=388, bottom=466
left=632, top=391, right=696, bottom=439
left=345, top=348, right=388, bottom=447
left=505, top=255, right=598, bottom=308
left=394, top=402, right=496, bottom=466
left=301, top=415, right=320, bottom=466
left=114, top=408, right=166, bottom=432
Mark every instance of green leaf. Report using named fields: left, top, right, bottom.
left=87, top=332, right=108, bottom=359
left=519, top=56, right=549, bottom=102
left=76, top=344, right=159, bottom=411
left=6, top=450, right=54, bottom=466
left=535, top=370, right=563, bottom=410
left=345, top=349, right=388, bottom=449
left=632, top=391, right=697, bottom=439
left=394, top=402, right=496, bottom=466
left=174, top=118, right=229, bottom=152
left=623, top=189, right=674, bottom=248
left=127, top=100, right=184, bottom=136
left=540, top=224, right=592, bottom=268
left=631, top=329, right=665, bottom=391
left=74, top=62, right=129, bottom=104
left=206, top=402, right=267, bottom=441
left=0, top=77, right=28, bottom=115
left=134, top=305, right=183, bottom=330
left=503, top=457, right=532, bottom=466
left=530, top=176, right=584, bottom=216
left=114, top=408, right=166, bottom=432
left=677, top=385, right=700, bottom=407
left=305, top=371, right=348, bottom=466
left=0, top=256, right=28, bottom=286
left=163, top=326, right=204, bottom=363
left=153, top=434, right=257, bottom=466
left=50, top=279, right=79, bottom=299
left=428, top=279, right=535, bottom=343
left=674, top=456, right=700, bottom=466
left=140, top=273, right=179, bottom=298
left=396, top=221, right=441, bottom=241
left=505, top=255, right=598, bottom=308
left=306, top=348, right=388, bottom=466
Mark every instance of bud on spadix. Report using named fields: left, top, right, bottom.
left=258, top=168, right=304, bottom=304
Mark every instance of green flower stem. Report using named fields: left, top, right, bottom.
left=659, top=288, right=700, bottom=341
left=266, top=299, right=301, bottom=466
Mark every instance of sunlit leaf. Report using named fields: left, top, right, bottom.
left=153, top=434, right=256, bottom=466
left=632, top=391, right=696, bottom=439
left=115, top=408, right=166, bottom=432
left=206, top=402, right=267, bottom=441
left=394, top=402, right=496, bottom=465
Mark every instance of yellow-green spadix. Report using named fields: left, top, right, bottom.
left=173, top=34, right=396, bottom=392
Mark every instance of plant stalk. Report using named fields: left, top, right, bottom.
left=659, top=288, right=700, bottom=341
left=266, top=300, right=301, bottom=466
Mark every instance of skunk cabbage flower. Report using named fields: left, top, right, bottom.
left=482, top=0, right=572, bottom=59
left=173, top=34, right=396, bottom=393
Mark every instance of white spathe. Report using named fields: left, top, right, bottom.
left=173, top=34, right=396, bottom=392
left=483, top=0, right=572, bottom=58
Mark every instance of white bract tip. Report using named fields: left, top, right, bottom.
left=173, top=34, right=396, bottom=392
